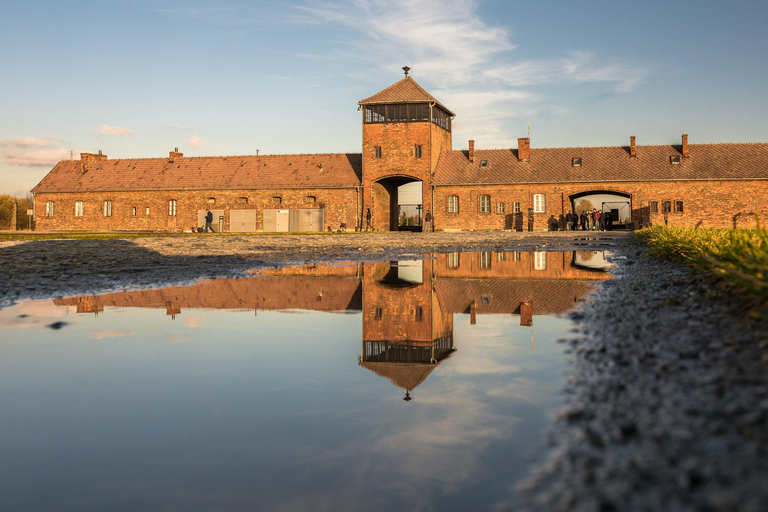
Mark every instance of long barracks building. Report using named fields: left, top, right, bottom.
left=32, top=74, right=768, bottom=232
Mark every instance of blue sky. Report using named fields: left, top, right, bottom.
left=2, top=0, right=767, bottom=195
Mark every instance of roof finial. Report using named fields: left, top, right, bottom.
left=402, top=66, right=410, bottom=77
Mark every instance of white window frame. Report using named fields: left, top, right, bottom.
left=103, top=200, right=112, bottom=217
left=447, top=195, right=459, bottom=214
left=497, top=202, right=505, bottom=214
left=479, top=195, right=491, bottom=213
left=534, top=251, right=547, bottom=270
left=168, top=200, right=177, bottom=216
left=513, top=202, right=521, bottom=213
left=74, top=201, right=84, bottom=217
left=45, top=201, right=54, bottom=217
left=533, top=194, right=546, bottom=213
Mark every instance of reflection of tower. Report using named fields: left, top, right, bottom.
left=359, top=259, right=456, bottom=399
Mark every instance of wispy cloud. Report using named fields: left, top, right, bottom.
left=188, top=135, right=204, bottom=148
left=299, top=0, right=648, bottom=146
left=0, top=136, right=67, bottom=148
left=97, top=124, right=137, bottom=136
left=3, top=148, right=74, bottom=167
left=170, top=123, right=194, bottom=130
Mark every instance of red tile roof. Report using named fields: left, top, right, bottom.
left=358, top=77, right=455, bottom=115
left=434, top=143, right=768, bottom=185
left=32, top=153, right=362, bottom=193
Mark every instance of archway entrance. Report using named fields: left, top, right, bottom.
left=570, top=191, right=632, bottom=230
left=370, top=177, right=423, bottom=231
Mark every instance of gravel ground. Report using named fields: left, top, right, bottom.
left=2, top=231, right=766, bottom=511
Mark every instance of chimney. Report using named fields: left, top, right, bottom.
left=468, top=140, right=475, bottom=163
left=520, top=302, right=533, bottom=327
left=681, top=134, right=689, bottom=158
left=169, top=147, right=183, bottom=162
left=80, top=150, right=107, bottom=173
left=517, top=137, right=530, bottom=162
left=630, top=136, right=637, bottom=158
left=470, top=300, right=477, bottom=325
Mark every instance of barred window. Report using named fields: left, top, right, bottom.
left=533, top=194, right=546, bottom=213
left=447, top=195, right=459, bottom=213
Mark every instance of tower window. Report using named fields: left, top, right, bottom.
left=374, top=146, right=382, bottom=159
left=414, top=145, right=422, bottom=158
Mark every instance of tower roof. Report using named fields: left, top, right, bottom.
left=358, top=77, right=454, bottom=116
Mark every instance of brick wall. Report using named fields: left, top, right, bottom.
left=35, top=187, right=360, bottom=232
left=433, top=180, right=768, bottom=231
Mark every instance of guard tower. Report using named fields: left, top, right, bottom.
left=358, top=68, right=454, bottom=231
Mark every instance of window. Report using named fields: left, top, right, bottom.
left=207, top=197, right=216, bottom=205
left=534, top=251, right=547, bottom=270
left=498, top=251, right=506, bottom=261
left=145, top=207, right=150, bottom=216
left=650, top=201, right=658, bottom=213
left=414, top=145, right=422, bottom=158
left=662, top=201, right=672, bottom=214
left=481, top=295, right=491, bottom=305
left=364, top=104, right=430, bottom=123
left=447, top=195, right=459, bottom=214
left=168, top=200, right=177, bottom=216
left=238, top=197, right=248, bottom=205
left=305, top=196, right=316, bottom=203
left=374, top=146, right=382, bottom=159
left=272, top=196, right=282, bottom=205
left=75, top=201, right=83, bottom=217
left=479, top=195, right=491, bottom=213
left=533, top=194, right=546, bottom=213
left=572, top=157, right=582, bottom=166
left=480, top=159, right=489, bottom=168
left=103, top=200, right=112, bottom=217
left=374, top=306, right=383, bottom=319
left=480, top=251, right=492, bottom=269
left=431, top=106, right=451, bottom=131
left=513, top=251, right=522, bottom=261
left=675, top=201, right=684, bottom=213
left=415, top=306, right=423, bottom=321
left=45, top=201, right=54, bottom=217
left=497, top=202, right=505, bottom=214
left=132, top=206, right=137, bottom=216
left=448, top=252, right=460, bottom=268
left=513, top=202, right=521, bottom=214
left=670, top=155, right=681, bottom=164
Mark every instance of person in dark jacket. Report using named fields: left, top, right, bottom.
left=204, top=209, right=214, bottom=233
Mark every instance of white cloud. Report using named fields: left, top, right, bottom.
left=0, top=136, right=66, bottom=148
left=3, top=148, right=75, bottom=167
left=301, top=0, right=648, bottom=147
left=97, top=124, right=137, bottom=136
left=170, top=124, right=194, bottom=130
left=188, top=135, right=204, bottom=148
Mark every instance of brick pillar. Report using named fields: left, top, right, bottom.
left=630, top=136, right=636, bottom=158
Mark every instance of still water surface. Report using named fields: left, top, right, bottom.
left=0, top=251, right=611, bottom=511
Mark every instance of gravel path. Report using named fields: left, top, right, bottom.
left=2, top=231, right=766, bottom=511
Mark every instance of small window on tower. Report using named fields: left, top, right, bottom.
left=374, top=146, right=382, bottom=159
left=414, top=145, right=422, bottom=158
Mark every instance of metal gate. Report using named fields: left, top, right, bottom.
left=263, top=208, right=324, bottom=232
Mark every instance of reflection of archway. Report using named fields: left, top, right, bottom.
left=371, top=176, right=423, bottom=231
left=570, top=190, right=632, bottom=229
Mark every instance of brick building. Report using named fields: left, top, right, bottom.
left=32, top=74, right=768, bottom=232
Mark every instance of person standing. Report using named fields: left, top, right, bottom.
left=204, top=208, right=215, bottom=233
left=365, top=208, right=373, bottom=231
left=424, top=209, right=432, bottom=232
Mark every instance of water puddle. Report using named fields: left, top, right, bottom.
left=0, top=250, right=612, bottom=511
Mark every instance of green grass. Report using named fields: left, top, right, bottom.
left=636, top=221, right=768, bottom=313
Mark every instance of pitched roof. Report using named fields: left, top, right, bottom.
left=434, top=143, right=768, bottom=185
left=32, top=153, right=362, bottom=193
left=358, top=77, right=455, bottom=115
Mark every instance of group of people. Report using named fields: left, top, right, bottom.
left=565, top=209, right=612, bottom=231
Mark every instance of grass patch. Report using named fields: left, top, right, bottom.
left=636, top=222, right=768, bottom=313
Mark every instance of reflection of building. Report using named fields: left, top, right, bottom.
left=55, top=251, right=609, bottom=395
